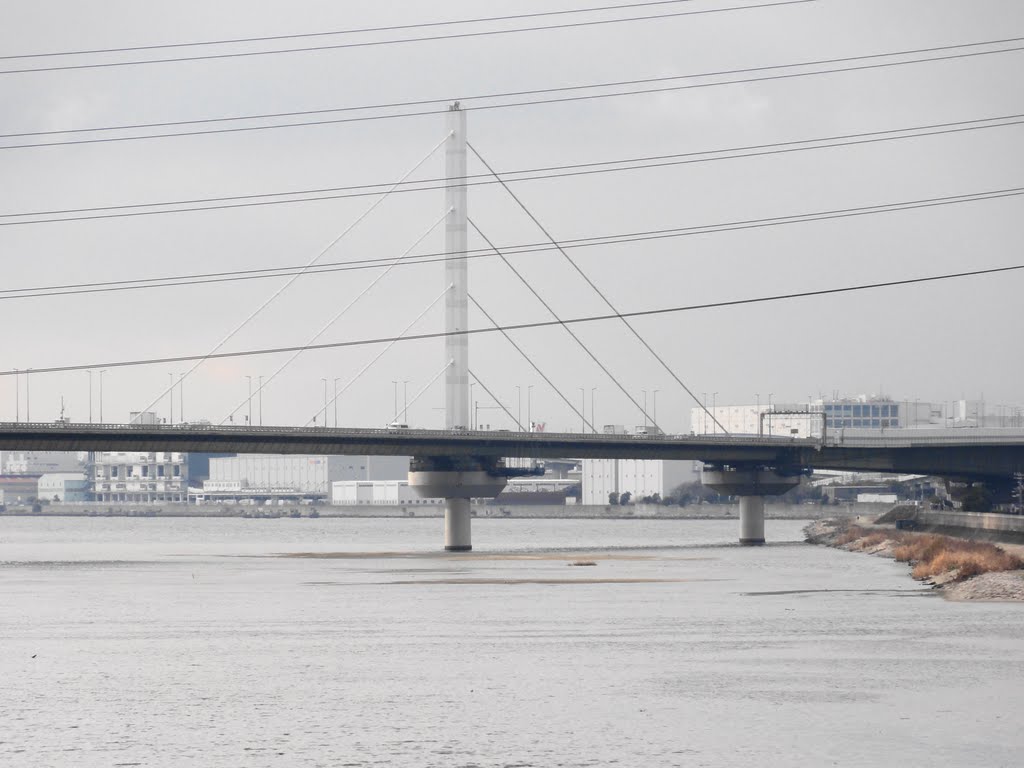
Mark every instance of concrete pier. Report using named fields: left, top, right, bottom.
left=444, top=498, right=472, bottom=551
left=702, top=465, right=800, bottom=545
left=739, top=496, right=766, bottom=545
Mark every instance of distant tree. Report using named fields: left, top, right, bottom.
left=608, top=491, right=619, bottom=506
left=619, top=491, right=632, bottom=505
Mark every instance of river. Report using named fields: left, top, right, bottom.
left=2, top=517, right=1022, bottom=766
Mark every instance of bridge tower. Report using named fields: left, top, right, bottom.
left=408, top=103, right=509, bottom=550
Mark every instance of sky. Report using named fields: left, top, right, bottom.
left=1, top=0, right=1022, bottom=433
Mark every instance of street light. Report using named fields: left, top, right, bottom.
left=767, top=393, right=774, bottom=436
left=702, top=392, right=707, bottom=435
left=13, top=368, right=19, bottom=423
left=334, top=378, right=341, bottom=428
left=246, top=376, right=253, bottom=426
left=258, top=375, right=263, bottom=426
left=168, top=372, right=175, bottom=425
left=99, top=370, right=107, bottom=424
left=178, top=374, right=184, bottom=423
left=711, top=392, right=718, bottom=435
left=86, top=370, right=93, bottom=424
left=653, top=389, right=660, bottom=428
left=320, top=378, right=328, bottom=426
left=402, top=380, right=410, bottom=424
left=26, top=368, right=31, bottom=422
left=527, top=385, right=534, bottom=432
left=591, top=387, right=597, bottom=433
left=578, top=387, right=585, bottom=432
left=515, top=385, right=522, bottom=431
left=642, top=389, right=648, bottom=428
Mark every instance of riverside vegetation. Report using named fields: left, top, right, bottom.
left=805, top=518, right=1024, bottom=601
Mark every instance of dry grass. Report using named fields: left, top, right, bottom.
left=840, top=527, right=1022, bottom=582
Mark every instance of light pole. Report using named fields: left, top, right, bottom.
left=258, top=375, right=263, bottom=426
left=393, top=380, right=400, bottom=422
left=26, top=369, right=31, bottom=422
left=767, top=393, right=774, bottom=436
left=179, top=374, right=184, bottom=423
left=334, top=378, right=341, bottom=427
left=246, top=376, right=253, bottom=426
left=402, top=380, right=410, bottom=424
left=99, top=370, right=107, bottom=424
left=591, top=387, right=597, bottom=433
left=653, top=389, right=659, bottom=428
left=702, top=392, right=707, bottom=435
left=321, top=378, right=328, bottom=426
left=711, top=392, right=717, bottom=434
left=515, top=385, right=522, bottom=431
left=87, top=370, right=93, bottom=424
left=642, top=389, right=648, bottom=428
left=578, top=387, right=585, bottom=432
left=168, top=372, right=174, bottom=425
left=527, top=385, right=534, bottom=432
left=13, top=368, right=19, bottom=423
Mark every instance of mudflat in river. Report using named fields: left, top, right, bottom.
left=2, top=517, right=1022, bottom=766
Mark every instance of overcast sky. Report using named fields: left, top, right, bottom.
left=2, top=0, right=1021, bottom=433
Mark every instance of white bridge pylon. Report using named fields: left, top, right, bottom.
left=408, top=103, right=507, bottom=551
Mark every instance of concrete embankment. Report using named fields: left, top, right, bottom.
left=0, top=501, right=885, bottom=520
left=876, top=507, right=1024, bottom=543
left=805, top=517, right=1024, bottom=602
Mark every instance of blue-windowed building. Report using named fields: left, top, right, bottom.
left=821, top=400, right=900, bottom=430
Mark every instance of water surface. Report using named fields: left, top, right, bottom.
left=2, top=517, right=1022, bottom=766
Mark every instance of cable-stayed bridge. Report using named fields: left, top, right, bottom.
left=4, top=103, right=1021, bottom=550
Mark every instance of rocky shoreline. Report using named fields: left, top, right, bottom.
left=805, top=518, right=1024, bottom=602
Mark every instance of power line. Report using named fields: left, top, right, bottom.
left=3, top=263, right=1019, bottom=377
left=5, top=113, right=1022, bottom=227
left=0, top=2, right=738, bottom=59
left=0, top=2, right=815, bottom=75
left=4, top=37, right=1023, bottom=149
left=470, top=141, right=720, bottom=433
left=2, top=184, right=1021, bottom=302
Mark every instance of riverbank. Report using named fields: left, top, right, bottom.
left=805, top=518, right=1024, bottom=601
left=0, top=501, right=883, bottom=520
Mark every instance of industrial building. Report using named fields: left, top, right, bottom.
left=689, top=396, right=1022, bottom=437
left=581, top=458, right=696, bottom=505
left=92, top=452, right=188, bottom=503
left=38, top=472, right=90, bottom=502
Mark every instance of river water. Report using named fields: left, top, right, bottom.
left=2, top=517, right=1022, bottom=767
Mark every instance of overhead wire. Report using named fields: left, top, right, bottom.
left=301, top=284, right=450, bottom=427
left=2, top=185, right=1022, bottom=302
left=133, top=132, right=449, bottom=418
left=0, top=2, right=816, bottom=75
left=2, top=263, right=1020, bottom=377
left=470, top=219, right=651, bottom=431
left=4, top=112, right=1023, bottom=226
left=471, top=142, right=726, bottom=433
left=220, top=209, right=448, bottom=424
left=3, top=37, right=1023, bottom=149
left=1, top=2, right=782, bottom=59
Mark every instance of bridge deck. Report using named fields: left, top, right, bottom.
left=0, top=422, right=1022, bottom=480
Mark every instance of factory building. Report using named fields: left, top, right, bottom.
left=92, top=452, right=189, bottom=503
